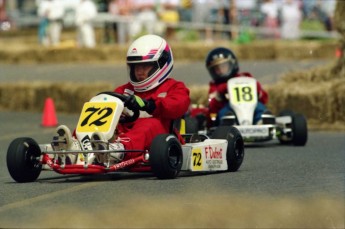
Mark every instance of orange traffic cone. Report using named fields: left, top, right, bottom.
left=42, top=97, right=58, bottom=127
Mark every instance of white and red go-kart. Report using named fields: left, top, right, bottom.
left=208, top=76, right=308, bottom=146
left=223, top=76, right=308, bottom=145
left=7, top=92, right=245, bottom=183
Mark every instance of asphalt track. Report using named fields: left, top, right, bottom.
left=0, top=61, right=344, bottom=228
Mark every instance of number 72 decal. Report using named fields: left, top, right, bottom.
left=192, top=148, right=203, bottom=170
left=76, top=102, right=117, bottom=133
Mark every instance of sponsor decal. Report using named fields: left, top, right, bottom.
left=131, top=48, right=137, bottom=54
left=204, top=145, right=224, bottom=169
left=81, top=135, right=93, bottom=150
left=124, top=89, right=134, bottom=95
left=205, top=159, right=223, bottom=169
left=205, top=145, right=222, bottom=159
left=238, top=127, right=268, bottom=136
left=113, top=159, right=135, bottom=170
left=158, top=92, right=167, bottom=98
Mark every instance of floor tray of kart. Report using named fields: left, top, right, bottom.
left=6, top=92, right=245, bottom=183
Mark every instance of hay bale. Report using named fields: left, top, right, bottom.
left=267, top=78, right=345, bottom=124
left=275, top=41, right=337, bottom=60
left=0, top=82, right=113, bottom=113
left=189, top=85, right=208, bottom=105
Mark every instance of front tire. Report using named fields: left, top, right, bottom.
left=150, top=134, right=183, bottom=179
left=211, top=126, right=244, bottom=172
left=7, top=137, right=42, bottom=183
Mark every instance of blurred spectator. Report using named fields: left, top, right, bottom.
left=39, top=0, right=64, bottom=46
left=0, top=0, right=12, bottom=31
left=16, top=0, right=24, bottom=14
left=130, top=0, right=158, bottom=39
left=0, top=0, right=6, bottom=20
left=192, top=0, right=218, bottom=43
left=75, top=0, right=98, bottom=48
left=218, top=0, right=235, bottom=40
left=315, top=0, right=336, bottom=31
left=233, top=0, right=259, bottom=27
left=106, top=0, right=133, bottom=44
left=301, top=0, right=316, bottom=19
left=178, top=0, right=192, bottom=22
left=280, top=0, right=302, bottom=40
left=158, top=0, right=179, bottom=40
left=260, top=0, right=280, bottom=39
left=36, top=0, right=50, bottom=45
left=0, top=0, right=10, bottom=31
left=232, top=0, right=259, bottom=41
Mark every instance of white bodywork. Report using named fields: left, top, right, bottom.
left=227, top=77, right=275, bottom=141
left=181, top=139, right=228, bottom=171
left=74, top=94, right=124, bottom=164
left=226, top=76, right=294, bottom=142
left=228, top=76, right=258, bottom=125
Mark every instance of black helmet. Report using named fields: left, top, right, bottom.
left=205, top=47, right=239, bottom=84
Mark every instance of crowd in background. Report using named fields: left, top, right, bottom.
left=101, top=0, right=337, bottom=44
left=0, top=0, right=337, bottom=47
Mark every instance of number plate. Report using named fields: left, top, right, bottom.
left=76, top=102, right=117, bottom=133
left=229, top=81, right=257, bottom=105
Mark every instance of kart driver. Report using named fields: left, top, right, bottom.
left=205, top=47, right=269, bottom=126
left=93, top=34, right=190, bottom=162
left=54, top=34, right=190, bottom=164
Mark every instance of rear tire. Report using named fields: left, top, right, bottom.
left=150, top=134, right=183, bottom=179
left=292, top=113, right=308, bottom=146
left=278, top=109, right=295, bottom=145
left=211, top=126, right=244, bottom=172
left=7, top=137, right=42, bottom=183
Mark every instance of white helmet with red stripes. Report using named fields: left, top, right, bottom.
left=126, top=34, right=174, bottom=92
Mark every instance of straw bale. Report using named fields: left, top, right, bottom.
left=0, top=82, right=113, bottom=113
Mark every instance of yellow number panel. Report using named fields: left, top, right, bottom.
left=230, top=84, right=255, bottom=105
left=192, top=148, right=203, bottom=171
left=76, top=102, right=117, bottom=133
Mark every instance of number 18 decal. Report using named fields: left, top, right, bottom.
left=77, top=102, right=116, bottom=133
left=230, top=85, right=255, bottom=104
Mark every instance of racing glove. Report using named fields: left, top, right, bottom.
left=125, top=95, right=156, bottom=114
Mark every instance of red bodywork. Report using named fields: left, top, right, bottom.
left=41, top=152, right=152, bottom=175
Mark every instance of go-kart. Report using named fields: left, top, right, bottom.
left=189, top=76, right=308, bottom=146
left=6, top=92, right=245, bottom=183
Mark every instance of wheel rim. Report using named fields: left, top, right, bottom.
left=234, top=138, right=244, bottom=161
left=25, top=144, right=41, bottom=169
left=168, top=144, right=181, bottom=169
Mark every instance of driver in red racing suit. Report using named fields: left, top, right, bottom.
left=55, top=34, right=189, bottom=164
left=206, top=47, right=268, bottom=127
left=100, top=34, right=190, bottom=161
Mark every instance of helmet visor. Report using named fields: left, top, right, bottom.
left=128, top=61, right=159, bottom=82
left=209, top=59, right=233, bottom=78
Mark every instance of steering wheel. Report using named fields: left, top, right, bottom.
left=97, top=91, right=140, bottom=123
